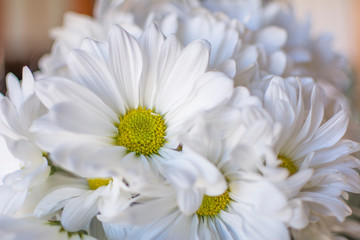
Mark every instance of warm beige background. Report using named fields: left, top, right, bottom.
left=3, top=0, right=94, bottom=62
left=291, top=0, right=360, bottom=74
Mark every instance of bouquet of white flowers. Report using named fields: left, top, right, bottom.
left=1, top=0, right=360, bottom=239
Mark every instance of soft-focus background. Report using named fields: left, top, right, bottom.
left=1, top=0, right=95, bottom=93
left=1, top=0, right=360, bottom=94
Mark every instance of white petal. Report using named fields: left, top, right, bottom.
left=109, top=25, right=143, bottom=109
left=21, top=67, right=35, bottom=100
left=61, top=189, right=104, bottom=232
left=5, top=73, right=22, bottom=109
left=310, top=140, right=360, bottom=167
left=230, top=175, right=287, bottom=216
left=35, top=187, right=88, bottom=217
left=166, top=71, right=233, bottom=132
left=296, top=110, right=348, bottom=155
left=256, top=26, right=287, bottom=53
left=68, top=49, right=126, bottom=115
left=35, top=78, right=119, bottom=122
left=177, top=188, right=203, bottom=215
left=156, top=40, right=210, bottom=114
left=268, top=51, right=287, bottom=75
left=80, top=37, right=109, bottom=63
left=138, top=24, right=165, bottom=107
left=38, top=102, right=116, bottom=136
left=0, top=185, right=27, bottom=216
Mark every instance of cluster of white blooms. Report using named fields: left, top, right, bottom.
left=1, top=0, right=360, bottom=239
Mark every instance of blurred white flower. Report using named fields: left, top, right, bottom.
left=0, top=0, right=358, bottom=238
left=35, top=174, right=133, bottom=234
left=252, top=76, right=360, bottom=229
left=0, top=67, right=49, bottom=216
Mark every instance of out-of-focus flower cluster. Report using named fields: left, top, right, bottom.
left=1, top=0, right=360, bottom=239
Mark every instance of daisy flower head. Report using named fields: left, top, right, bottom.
left=251, top=76, right=360, bottom=229
left=33, top=23, right=234, bottom=188
left=34, top=173, right=133, bottom=235
left=0, top=67, right=50, bottom=216
left=100, top=89, right=291, bottom=240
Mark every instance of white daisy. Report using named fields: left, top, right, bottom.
left=33, top=24, right=233, bottom=191
left=251, top=76, right=360, bottom=229
left=0, top=67, right=50, bottom=216
left=98, top=89, right=290, bottom=240
left=34, top=173, right=133, bottom=233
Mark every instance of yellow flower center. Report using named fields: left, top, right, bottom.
left=115, top=107, right=166, bottom=156
left=278, top=155, right=298, bottom=176
left=87, top=178, right=112, bottom=190
left=196, top=190, right=231, bottom=217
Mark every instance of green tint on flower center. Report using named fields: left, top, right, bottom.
left=278, top=155, right=298, bottom=176
left=116, top=107, right=166, bottom=156
left=196, top=190, right=231, bottom=217
left=48, top=220, right=88, bottom=238
left=88, top=178, right=112, bottom=190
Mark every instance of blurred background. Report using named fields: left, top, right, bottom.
left=1, top=0, right=95, bottom=93
left=0, top=0, right=360, bottom=94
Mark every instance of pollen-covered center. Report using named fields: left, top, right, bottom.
left=196, top=190, right=231, bottom=217
left=116, top=107, right=166, bottom=156
left=88, top=178, right=112, bottom=190
left=278, top=155, right=298, bottom=176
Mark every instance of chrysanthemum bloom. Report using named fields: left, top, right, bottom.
left=97, top=89, right=291, bottom=240
left=33, top=24, right=233, bottom=191
left=251, top=76, right=360, bottom=229
left=0, top=67, right=49, bottom=216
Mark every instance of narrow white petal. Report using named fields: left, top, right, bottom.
left=177, top=188, right=203, bottom=215
left=68, top=49, right=126, bottom=115
left=5, top=73, right=22, bottom=109
left=156, top=40, right=210, bottom=114
left=165, top=71, right=233, bottom=132
left=61, top=189, right=104, bottom=232
left=295, top=110, right=348, bottom=156
left=35, top=78, right=119, bottom=122
left=21, top=67, right=35, bottom=100
left=138, top=24, right=165, bottom=107
left=109, top=25, right=143, bottom=109
left=43, top=102, right=116, bottom=136
left=256, top=26, right=287, bottom=53
left=35, top=187, right=88, bottom=217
